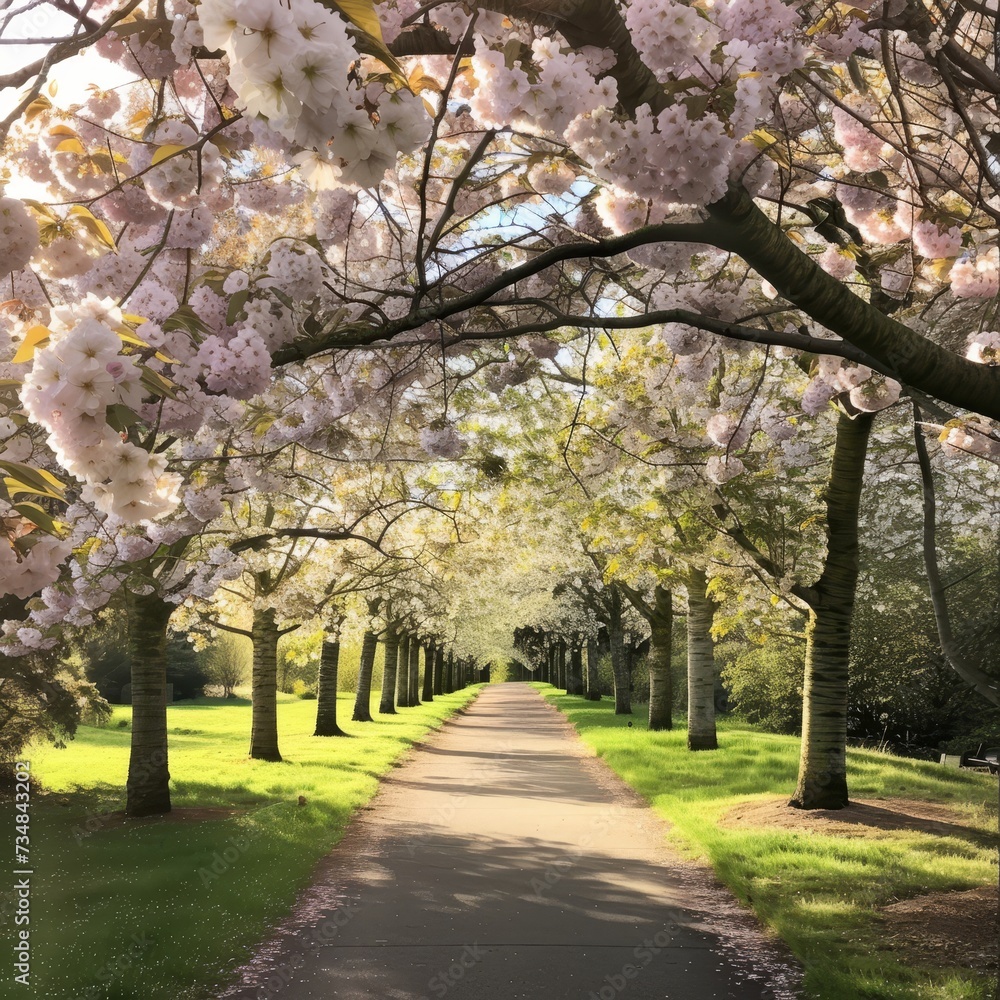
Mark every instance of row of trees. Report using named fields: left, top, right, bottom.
left=1, top=0, right=999, bottom=814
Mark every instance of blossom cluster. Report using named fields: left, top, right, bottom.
left=20, top=297, right=182, bottom=522
left=196, top=0, right=428, bottom=187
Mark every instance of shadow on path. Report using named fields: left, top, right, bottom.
left=217, top=684, right=802, bottom=1000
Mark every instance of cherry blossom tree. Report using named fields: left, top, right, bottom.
left=5, top=0, right=1000, bottom=817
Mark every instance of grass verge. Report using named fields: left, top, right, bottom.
left=535, top=684, right=998, bottom=1000
left=4, top=685, right=481, bottom=999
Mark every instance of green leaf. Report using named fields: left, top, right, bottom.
left=106, top=404, right=140, bottom=433
left=12, top=502, right=58, bottom=535
left=139, top=365, right=181, bottom=400
left=163, top=305, right=212, bottom=338
left=226, top=288, right=250, bottom=326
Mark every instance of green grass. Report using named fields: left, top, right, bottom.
left=534, top=684, right=998, bottom=1000
left=5, top=686, right=482, bottom=999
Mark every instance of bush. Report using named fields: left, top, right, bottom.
left=202, top=634, right=249, bottom=698
left=720, top=638, right=803, bottom=734
left=291, top=679, right=316, bottom=699
left=83, top=625, right=209, bottom=702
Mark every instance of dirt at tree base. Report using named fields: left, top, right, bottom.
left=721, top=795, right=990, bottom=839
left=722, top=796, right=998, bottom=976
left=878, top=886, right=997, bottom=975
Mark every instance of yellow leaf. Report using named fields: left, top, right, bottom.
left=48, top=124, right=78, bottom=137
left=55, top=137, right=86, bottom=155
left=748, top=128, right=779, bottom=149
left=24, top=96, right=52, bottom=122
left=151, top=144, right=187, bottom=165
left=325, top=0, right=407, bottom=81
left=13, top=325, right=51, bottom=364
left=22, top=199, right=59, bottom=221
left=328, top=0, right=385, bottom=43
left=68, top=206, right=116, bottom=251
left=409, top=67, right=442, bottom=93
left=927, top=258, right=954, bottom=282
left=835, top=2, right=868, bottom=20
left=114, top=324, right=149, bottom=348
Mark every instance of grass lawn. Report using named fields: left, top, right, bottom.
left=5, top=685, right=481, bottom=999
left=535, top=684, right=998, bottom=1000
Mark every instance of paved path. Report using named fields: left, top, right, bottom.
left=221, top=685, right=801, bottom=1000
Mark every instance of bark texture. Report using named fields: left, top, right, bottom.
left=422, top=640, right=435, bottom=702
left=125, top=590, right=174, bottom=817
left=686, top=568, right=717, bottom=751
left=433, top=646, right=444, bottom=696
left=585, top=638, right=601, bottom=700
left=352, top=630, right=378, bottom=723
left=379, top=625, right=399, bottom=715
left=566, top=645, right=584, bottom=695
left=250, top=606, right=282, bottom=761
left=396, top=633, right=411, bottom=708
left=408, top=636, right=421, bottom=705
left=314, top=635, right=346, bottom=736
left=647, top=586, right=673, bottom=731
left=609, top=588, right=631, bottom=714
left=790, top=411, right=874, bottom=809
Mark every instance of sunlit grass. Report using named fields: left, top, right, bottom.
left=535, top=684, right=998, bottom=1000
left=7, top=686, right=481, bottom=999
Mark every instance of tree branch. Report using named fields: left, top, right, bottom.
left=912, top=403, right=1000, bottom=705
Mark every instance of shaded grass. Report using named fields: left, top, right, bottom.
left=535, top=685, right=998, bottom=1000
left=6, top=686, right=481, bottom=999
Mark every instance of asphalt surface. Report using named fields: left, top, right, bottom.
left=220, top=684, right=801, bottom=1000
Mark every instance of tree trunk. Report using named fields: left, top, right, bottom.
left=433, top=645, right=444, bottom=696
left=396, top=633, right=411, bottom=708
left=558, top=640, right=568, bottom=690
left=408, top=636, right=421, bottom=705
left=790, top=411, right=874, bottom=809
left=352, top=630, right=378, bottom=723
left=585, top=637, right=601, bottom=700
left=567, top=645, right=584, bottom=695
left=379, top=626, right=399, bottom=715
left=648, top=586, right=673, bottom=731
left=125, top=590, right=174, bottom=817
left=686, top=567, right=717, bottom=751
left=250, top=606, right=282, bottom=761
left=314, top=635, right=346, bottom=736
left=609, top=590, right=632, bottom=714
left=422, top=639, right=435, bottom=702
left=445, top=651, right=454, bottom=693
